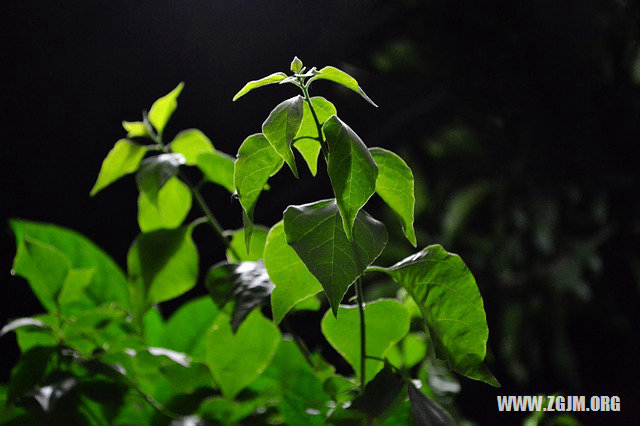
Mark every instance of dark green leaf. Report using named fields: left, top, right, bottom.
left=264, top=221, right=322, bottom=324
left=148, top=82, right=184, bottom=134
left=312, top=66, right=377, bottom=107
left=205, top=310, right=280, bottom=398
left=290, top=56, right=303, bottom=73
left=196, top=151, right=235, bottom=193
left=226, top=226, right=268, bottom=262
left=8, top=346, right=56, bottom=405
left=372, top=245, right=499, bottom=386
left=10, top=220, right=130, bottom=309
left=169, top=129, right=215, bottom=165
left=321, top=299, right=409, bottom=383
left=137, top=176, right=192, bottom=232
left=234, top=133, right=284, bottom=251
left=205, top=261, right=273, bottom=332
left=370, top=147, right=417, bottom=247
left=350, top=363, right=405, bottom=418
left=90, top=139, right=148, bottom=196
left=323, top=116, right=378, bottom=240
left=283, top=199, right=387, bottom=316
left=127, top=226, right=198, bottom=307
left=262, top=95, right=304, bottom=177
left=233, top=72, right=288, bottom=101
left=136, top=153, right=186, bottom=204
left=294, top=96, right=336, bottom=176
left=407, top=383, right=455, bottom=426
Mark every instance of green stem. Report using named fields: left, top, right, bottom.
left=300, top=83, right=329, bottom=160
left=355, top=277, right=367, bottom=393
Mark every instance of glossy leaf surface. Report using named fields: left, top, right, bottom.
left=90, top=139, right=148, bottom=196
left=283, top=199, right=387, bottom=316
left=323, top=116, right=378, bottom=240
left=262, top=95, right=304, bottom=177
left=233, top=72, right=288, bottom=101
left=136, top=153, right=186, bottom=204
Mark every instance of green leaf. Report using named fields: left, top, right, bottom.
left=169, top=129, right=215, bottom=165
left=148, top=82, right=184, bottom=134
left=323, top=115, right=378, bottom=240
left=290, top=56, right=303, bottom=74
left=122, top=121, right=150, bottom=138
left=262, top=95, right=304, bottom=177
left=263, top=221, right=322, bottom=324
left=10, top=220, right=130, bottom=309
left=161, top=297, right=219, bottom=357
left=226, top=226, right=268, bottom=262
left=136, top=153, right=186, bottom=204
left=137, top=176, right=192, bottom=232
left=370, top=147, right=417, bottom=247
left=233, top=72, right=289, bottom=101
left=321, top=299, right=409, bottom=384
left=205, top=310, right=280, bottom=398
left=312, top=66, right=377, bottom=107
left=407, top=383, right=455, bottom=426
left=90, top=139, right=148, bottom=196
left=387, top=332, right=427, bottom=369
left=350, top=363, right=405, bottom=419
left=127, top=226, right=198, bottom=307
left=196, top=151, right=235, bottom=193
left=205, top=261, right=273, bottom=332
left=57, top=267, right=95, bottom=308
left=283, top=199, right=387, bottom=316
left=234, top=133, right=284, bottom=250
left=372, top=245, right=499, bottom=387
left=293, top=96, right=336, bottom=176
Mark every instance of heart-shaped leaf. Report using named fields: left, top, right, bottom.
left=262, top=95, right=304, bottom=177
left=205, top=310, right=280, bottom=398
left=283, top=199, right=387, bottom=316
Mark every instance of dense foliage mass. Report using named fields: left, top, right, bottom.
left=1, top=58, right=498, bottom=425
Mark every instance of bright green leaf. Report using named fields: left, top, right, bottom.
left=226, top=226, right=268, bottom=262
left=161, top=297, right=219, bottom=357
left=312, top=66, right=377, bottom=107
left=264, top=221, right=322, bottom=324
left=283, top=199, right=387, bottom=316
left=372, top=245, right=499, bottom=387
left=91, top=139, right=148, bottom=196
left=196, top=151, right=235, bottom=193
left=234, top=133, right=284, bottom=251
left=387, top=333, right=427, bottom=369
left=262, top=95, right=304, bottom=177
left=169, top=129, right=215, bottom=165
left=148, top=82, right=184, bottom=134
left=136, top=153, right=186, bottom=204
left=57, top=267, right=95, bottom=308
left=321, top=299, right=409, bottom=383
left=290, top=56, right=303, bottom=74
left=370, top=147, right=417, bottom=247
left=137, top=177, right=192, bottom=232
left=205, top=310, right=280, bottom=398
left=233, top=72, right=288, bottom=101
left=127, top=226, right=198, bottom=307
left=293, top=96, right=336, bottom=176
left=323, top=115, right=378, bottom=240
left=122, top=121, right=150, bottom=138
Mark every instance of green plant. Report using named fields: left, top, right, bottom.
left=2, top=57, right=498, bottom=425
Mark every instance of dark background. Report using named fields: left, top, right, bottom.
left=2, top=1, right=639, bottom=424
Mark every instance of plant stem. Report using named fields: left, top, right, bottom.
left=355, top=277, right=367, bottom=393
left=300, top=83, right=329, bottom=160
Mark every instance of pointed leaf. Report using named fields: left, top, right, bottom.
left=0, top=318, right=48, bottom=337
left=91, top=139, right=148, bottom=196
left=226, top=226, right=268, bottom=262
left=57, top=267, right=95, bottom=308
left=321, top=299, right=409, bottom=383
left=161, top=297, right=219, bottom=356
left=122, top=121, right=150, bottom=138
left=290, top=56, right=303, bottom=74
left=262, top=95, right=304, bottom=177
left=234, top=133, right=284, bottom=250
left=312, top=66, right=377, bottom=107
left=373, top=245, right=499, bottom=387
left=284, top=199, right=387, bottom=316
left=370, top=147, right=417, bottom=247
left=127, top=226, right=198, bottom=305
left=170, top=129, right=215, bottom=165
left=294, top=96, right=336, bottom=176
left=233, top=72, right=288, bottom=101
left=205, top=310, right=280, bottom=398
left=148, top=82, right=184, bottom=134
left=205, top=261, right=273, bottom=332
left=264, top=221, right=323, bottom=324
left=137, top=176, right=192, bottom=232
left=407, top=383, right=455, bottom=426
left=323, top=116, right=378, bottom=240
left=196, top=151, right=235, bottom=193
left=136, top=153, right=186, bottom=204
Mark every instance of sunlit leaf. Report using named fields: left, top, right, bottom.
left=122, top=121, right=150, bottom=139
left=283, top=199, right=387, bottom=316
left=90, top=139, right=148, bottom=196
left=293, top=96, right=336, bottom=176
left=169, top=129, right=215, bottom=165
left=161, top=297, right=219, bottom=357
left=262, top=95, right=304, bottom=177
left=196, top=151, right=235, bottom=193
left=321, top=299, right=409, bottom=383
left=148, top=82, right=184, bottom=134
left=312, top=66, right=377, bottom=107
left=226, top=226, right=268, bottom=262
left=57, top=267, right=95, bottom=308
left=323, top=115, right=378, bottom=240
left=233, top=72, right=288, bottom=101
left=137, top=177, right=192, bottom=232
left=290, top=56, right=303, bottom=74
